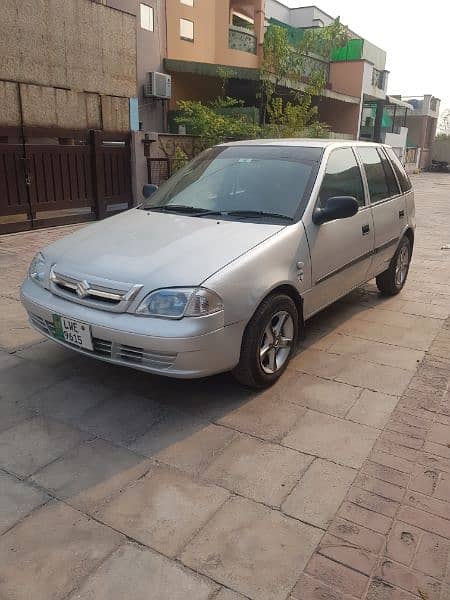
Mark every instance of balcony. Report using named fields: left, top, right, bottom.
left=229, top=25, right=257, bottom=54
left=402, top=95, right=440, bottom=118
left=301, top=54, right=330, bottom=85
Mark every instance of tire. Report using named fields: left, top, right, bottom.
left=376, top=236, right=411, bottom=296
left=232, top=293, right=299, bottom=389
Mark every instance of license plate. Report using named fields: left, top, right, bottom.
left=53, top=314, right=93, bottom=351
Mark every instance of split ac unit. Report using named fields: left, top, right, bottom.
left=143, top=72, right=172, bottom=99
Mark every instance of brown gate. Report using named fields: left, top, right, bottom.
left=0, top=127, right=31, bottom=234
left=0, top=127, right=132, bottom=234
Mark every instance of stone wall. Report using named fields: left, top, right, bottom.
left=150, top=133, right=209, bottom=159
left=433, top=139, right=450, bottom=163
left=0, top=0, right=136, bottom=131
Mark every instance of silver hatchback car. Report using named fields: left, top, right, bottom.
left=21, top=140, right=415, bottom=388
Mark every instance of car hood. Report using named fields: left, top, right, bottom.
left=43, top=209, right=285, bottom=289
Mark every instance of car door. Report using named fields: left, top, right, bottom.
left=356, top=146, right=406, bottom=277
left=303, top=146, right=375, bottom=316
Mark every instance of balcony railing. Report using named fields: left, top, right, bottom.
left=301, top=54, right=330, bottom=84
left=229, top=25, right=257, bottom=54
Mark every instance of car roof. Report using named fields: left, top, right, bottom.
left=220, top=138, right=387, bottom=149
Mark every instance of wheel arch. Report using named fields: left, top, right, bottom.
left=256, top=284, right=305, bottom=336
left=233, top=283, right=305, bottom=387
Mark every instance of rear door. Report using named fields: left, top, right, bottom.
left=304, top=146, right=375, bottom=315
left=356, top=146, right=406, bottom=277
left=385, top=147, right=415, bottom=228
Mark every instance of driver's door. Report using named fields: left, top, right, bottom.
left=304, top=147, right=375, bottom=316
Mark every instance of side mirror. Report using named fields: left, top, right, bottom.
left=313, top=196, right=359, bottom=225
left=142, top=184, right=158, bottom=199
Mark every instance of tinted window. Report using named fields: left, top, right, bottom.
left=318, top=147, right=365, bottom=208
left=379, top=149, right=400, bottom=197
left=385, top=147, right=413, bottom=192
left=357, top=146, right=390, bottom=203
left=142, top=146, right=323, bottom=220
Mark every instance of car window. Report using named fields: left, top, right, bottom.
left=357, top=146, right=391, bottom=203
left=318, top=147, right=365, bottom=208
left=379, top=148, right=401, bottom=197
left=385, top=147, right=413, bottom=192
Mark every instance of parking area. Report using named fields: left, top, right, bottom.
left=1, top=172, right=450, bottom=600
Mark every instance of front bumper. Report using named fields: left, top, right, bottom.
left=21, top=279, right=245, bottom=378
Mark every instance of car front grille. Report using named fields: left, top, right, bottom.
left=30, top=314, right=56, bottom=336
left=48, top=267, right=143, bottom=313
left=116, top=344, right=176, bottom=369
left=29, top=313, right=176, bottom=370
left=54, top=280, right=121, bottom=305
left=93, top=338, right=113, bottom=357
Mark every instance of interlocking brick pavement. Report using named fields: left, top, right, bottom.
left=1, top=174, right=450, bottom=600
left=297, top=319, right=450, bottom=600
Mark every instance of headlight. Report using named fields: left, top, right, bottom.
left=28, top=252, right=47, bottom=286
left=136, top=287, right=223, bottom=318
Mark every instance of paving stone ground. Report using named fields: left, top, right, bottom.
left=1, top=173, right=450, bottom=600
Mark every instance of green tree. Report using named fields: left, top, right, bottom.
left=175, top=97, right=261, bottom=145
left=172, top=146, right=189, bottom=172
left=260, top=19, right=349, bottom=136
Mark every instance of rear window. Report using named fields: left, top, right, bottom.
left=379, top=149, right=401, bottom=197
left=385, top=147, right=413, bottom=193
left=356, top=146, right=391, bottom=203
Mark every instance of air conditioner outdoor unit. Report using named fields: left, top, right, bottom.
left=143, top=72, right=172, bottom=99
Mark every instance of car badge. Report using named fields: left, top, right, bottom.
left=76, top=280, right=90, bottom=298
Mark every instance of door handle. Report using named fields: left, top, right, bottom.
left=362, top=224, right=370, bottom=236
left=399, top=210, right=405, bottom=219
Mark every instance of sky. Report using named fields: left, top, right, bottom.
left=280, top=0, right=449, bottom=116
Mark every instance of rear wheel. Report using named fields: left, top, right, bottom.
left=376, top=236, right=411, bottom=296
left=232, top=293, right=299, bottom=388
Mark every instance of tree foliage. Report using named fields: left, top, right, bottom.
left=172, top=146, right=189, bottom=172
left=174, top=97, right=261, bottom=144
left=260, top=19, right=349, bottom=135
left=264, top=97, right=329, bottom=138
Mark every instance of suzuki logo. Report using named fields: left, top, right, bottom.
left=76, top=280, right=91, bottom=298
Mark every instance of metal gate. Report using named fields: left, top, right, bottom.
left=0, top=127, right=132, bottom=234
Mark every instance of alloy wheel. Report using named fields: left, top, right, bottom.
left=259, top=310, right=294, bottom=374
left=395, top=244, right=409, bottom=287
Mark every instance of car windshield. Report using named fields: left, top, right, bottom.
left=141, top=145, right=323, bottom=220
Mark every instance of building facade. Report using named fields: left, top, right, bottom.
left=107, top=0, right=167, bottom=132
left=109, top=0, right=417, bottom=153
left=164, top=0, right=265, bottom=112
left=158, top=0, right=396, bottom=141
left=402, top=95, right=441, bottom=169
left=265, top=1, right=390, bottom=140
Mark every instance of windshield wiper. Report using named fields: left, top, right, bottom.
left=146, top=206, right=293, bottom=221
left=147, top=205, right=223, bottom=216
left=226, top=210, right=293, bottom=221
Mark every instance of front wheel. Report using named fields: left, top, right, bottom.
left=232, top=293, right=299, bottom=388
left=376, top=236, right=411, bottom=296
